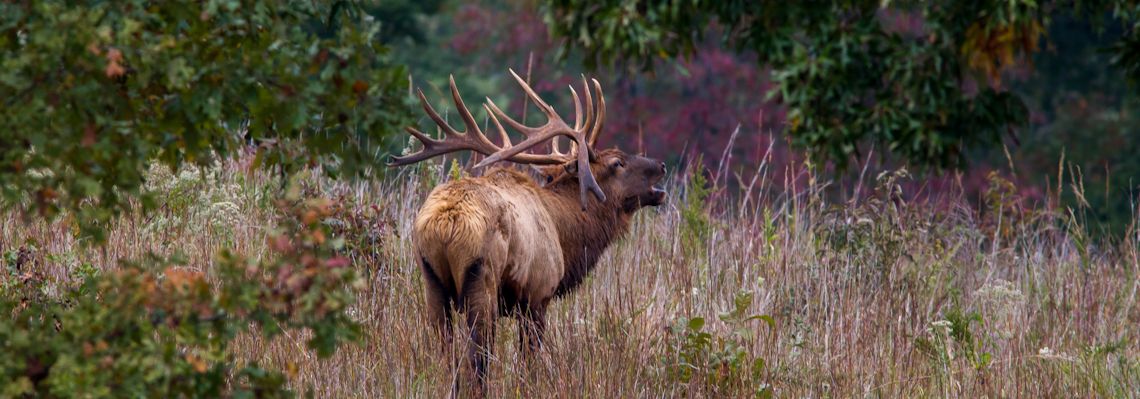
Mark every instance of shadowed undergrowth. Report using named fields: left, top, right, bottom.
left=3, top=158, right=1139, bottom=398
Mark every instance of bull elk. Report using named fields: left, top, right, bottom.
left=389, top=70, right=666, bottom=396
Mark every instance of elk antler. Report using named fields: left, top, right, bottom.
left=552, top=75, right=606, bottom=156
left=387, top=75, right=559, bottom=166
left=477, top=70, right=607, bottom=208
left=389, top=70, right=608, bottom=210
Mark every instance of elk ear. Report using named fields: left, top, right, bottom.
left=531, top=166, right=554, bottom=186
left=563, top=161, right=578, bottom=176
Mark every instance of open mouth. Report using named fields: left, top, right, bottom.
left=625, top=187, right=667, bottom=210
left=646, top=186, right=667, bottom=206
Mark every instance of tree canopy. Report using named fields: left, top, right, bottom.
left=0, top=0, right=414, bottom=239
left=542, top=0, right=1140, bottom=170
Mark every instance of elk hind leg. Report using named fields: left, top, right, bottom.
left=420, top=257, right=455, bottom=356
left=458, top=258, right=496, bottom=398
left=518, top=299, right=549, bottom=359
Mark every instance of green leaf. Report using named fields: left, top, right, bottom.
left=687, top=317, right=705, bottom=332
left=746, top=314, right=777, bottom=330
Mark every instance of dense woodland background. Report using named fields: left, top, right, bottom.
left=388, top=0, right=1140, bottom=235
left=3, top=1, right=1140, bottom=397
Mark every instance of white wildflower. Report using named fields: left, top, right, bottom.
left=25, top=167, right=55, bottom=180
left=176, top=164, right=202, bottom=185
left=974, top=279, right=1025, bottom=304
left=208, top=201, right=242, bottom=232
left=973, top=279, right=1026, bottom=339
left=143, top=163, right=176, bottom=192
left=930, top=320, right=952, bottom=329
left=1037, top=346, right=1075, bottom=361
left=927, top=320, right=953, bottom=340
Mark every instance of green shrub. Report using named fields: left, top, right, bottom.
left=914, top=309, right=994, bottom=396
left=0, top=195, right=361, bottom=397
left=816, top=169, right=911, bottom=284
left=661, top=291, right=774, bottom=397
left=0, top=0, right=414, bottom=240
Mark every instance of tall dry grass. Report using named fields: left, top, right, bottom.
left=3, top=156, right=1139, bottom=398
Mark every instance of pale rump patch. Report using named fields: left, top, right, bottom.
left=413, top=170, right=564, bottom=302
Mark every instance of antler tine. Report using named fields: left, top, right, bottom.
left=571, top=76, right=605, bottom=206
left=507, top=69, right=559, bottom=122
left=589, top=78, right=606, bottom=148
left=550, top=136, right=569, bottom=157
left=387, top=126, right=442, bottom=166
left=483, top=98, right=530, bottom=136
left=553, top=84, right=584, bottom=157
left=581, top=76, right=595, bottom=144
left=449, top=75, right=498, bottom=151
left=387, top=89, right=464, bottom=166
left=478, top=92, right=583, bottom=168
left=574, top=126, right=604, bottom=208
left=418, top=88, right=459, bottom=137
left=477, top=100, right=563, bottom=165
left=482, top=72, right=567, bottom=138
left=569, top=85, right=583, bottom=130
left=483, top=103, right=513, bottom=150
left=389, top=79, right=564, bottom=167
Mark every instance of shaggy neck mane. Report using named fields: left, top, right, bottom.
left=542, top=177, right=630, bottom=296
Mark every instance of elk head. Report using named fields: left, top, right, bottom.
left=389, top=70, right=666, bottom=211
left=539, top=149, right=667, bottom=212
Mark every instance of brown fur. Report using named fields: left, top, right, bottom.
left=411, top=149, right=665, bottom=396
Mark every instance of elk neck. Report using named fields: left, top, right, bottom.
left=541, top=181, right=631, bottom=296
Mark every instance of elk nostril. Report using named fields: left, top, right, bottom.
left=659, top=162, right=666, bottom=175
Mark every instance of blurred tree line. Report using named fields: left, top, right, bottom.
left=1005, top=13, right=1140, bottom=234
left=6, top=1, right=1140, bottom=254
left=391, top=0, right=787, bottom=185
left=401, top=0, right=1140, bottom=234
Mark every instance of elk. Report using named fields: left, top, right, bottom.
left=389, top=70, right=666, bottom=396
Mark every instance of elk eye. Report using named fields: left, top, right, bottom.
left=610, top=159, right=625, bottom=169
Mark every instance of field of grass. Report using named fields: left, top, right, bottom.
left=4, top=157, right=1139, bottom=398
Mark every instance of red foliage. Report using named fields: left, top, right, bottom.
left=448, top=2, right=796, bottom=187
left=442, top=3, right=1072, bottom=212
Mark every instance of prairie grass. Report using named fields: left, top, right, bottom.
left=3, top=157, right=1139, bottom=398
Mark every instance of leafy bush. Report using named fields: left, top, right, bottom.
left=914, top=309, right=995, bottom=396
left=0, top=2, right=417, bottom=393
left=321, top=188, right=399, bottom=272
left=1034, top=340, right=1140, bottom=397
left=0, top=195, right=361, bottom=397
left=816, top=169, right=913, bottom=284
left=661, top=291, right=774, bottom=397
left=0, top=0, right=414, bottom=240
